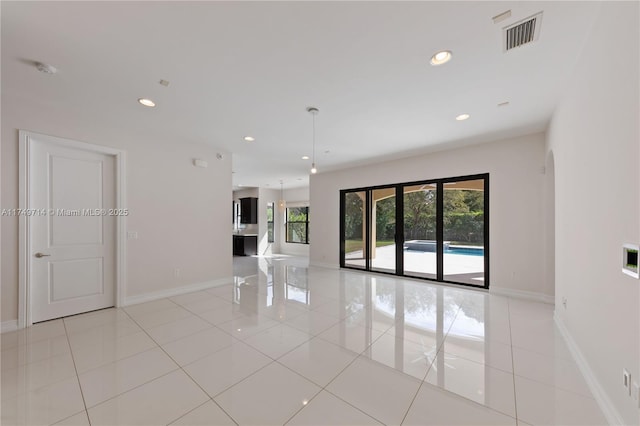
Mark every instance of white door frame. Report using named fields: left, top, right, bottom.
left=18, top=130, right=127, bottom=328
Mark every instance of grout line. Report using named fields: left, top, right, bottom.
left=279, top=316, right=401, bottom=426
left=61, top=318, right=92, bottom=426
left=119, top=308, right=240, bottom=425
left=398, top=305, right=462, bottom=425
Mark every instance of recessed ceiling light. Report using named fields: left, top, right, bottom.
left=456, top=113, right=470, bottom=121
left=243, top=136, right=255, bottom=142
left=138, top=98, right=156, bottom=107
left=430, top=50, right=452, bottom=66
left=35, top=62, right=57, bottom=74
left=301, top=155, right=309, bottom=160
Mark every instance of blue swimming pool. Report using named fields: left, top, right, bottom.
left=446, top=246, right=484, bottom=256
left=404, top=240, right=484, bottom=256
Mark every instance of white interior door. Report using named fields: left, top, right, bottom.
left=29, top=136, right=116, bottom=323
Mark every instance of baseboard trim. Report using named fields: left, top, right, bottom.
left=309, top=261, right=339, bottom=270
left=1, top=320, right=18, bottom=334
left=123, top=277, right=234, bottom=307
left=554, top=313, right=624, bottom=426
left=490, top=287, right=554, bottom=304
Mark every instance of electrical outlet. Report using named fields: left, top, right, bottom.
left=174, top=268, right=180, bottom=278
left=623, top=369, right=631, bottom=395
left=127, top=231, right=138, bottom=240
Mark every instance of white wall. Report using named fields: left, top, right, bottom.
left=280, top=186, right=310, bottom=257
left=1, top=102, right=233, bottom=324
left=310, top=133, right=547, bottom=298
left=546, top=2, right=639, bottom=424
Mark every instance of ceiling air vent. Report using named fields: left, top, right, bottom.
left=503, top=12, right=543, bottom=52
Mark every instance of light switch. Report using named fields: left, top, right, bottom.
left=127, top=231, right=138, bottom=240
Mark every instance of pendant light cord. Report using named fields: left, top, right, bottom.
left=312, top=112, right=316, bottom=165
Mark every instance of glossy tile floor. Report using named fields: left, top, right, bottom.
left=1, top=256, right=607, bottom=425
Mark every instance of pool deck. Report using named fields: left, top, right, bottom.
left=345, top=244, right=484, bottom=284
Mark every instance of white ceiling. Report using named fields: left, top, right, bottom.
left=2, top=1, right=601, bottom=189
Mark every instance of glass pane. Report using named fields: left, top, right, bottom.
left=403, top=184, right=437, bottom=279
left=267, top=203, right=274, bottom=243
left=370, top=188, right=395, bottom=273
left=286, top=207, right=308, bottom=243
left=343, top=191, right=366, bottom=269
left=287, top=223, right=307, bottom=243
left=443, top=179, right=485, bottom=286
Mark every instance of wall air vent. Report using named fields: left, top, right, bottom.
left=503, top=12, right=543, bottom=52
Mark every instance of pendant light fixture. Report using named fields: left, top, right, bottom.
left=307, top=107, right=319, bottom=174
left=278, top=180, right=285, bottom=212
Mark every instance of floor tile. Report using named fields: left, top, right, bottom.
left=385, top=322, right=441, bottom=351
left=66, top=319, right=142, bottom=349
left=170, top=290, right=219, bottom=307
left=362, top=332, right=434, bottom=380
left=279, top=338, right=359, bottom=387
left=283, top=310, right=341, bottom=336
left=1, top=334, right=70, bottom=371
left=258, top=302, right=309, bottom=322
left=146, top=315, right=212, bottom=345
left=1, top=377, right=85, bottom=426
left=286, top=390, right=383, bottom=425
left=181, top=296, right=231, bottom=314
left=184, top=341, right=272, bottom=397
left=197, top=306, right=248, bottom=325
left=424, top=351, right=516, bottom=417
left=87, top=370, right=209, bottom=426
left=216, top=314, right=279, bottom=340
left=403, top=383, right=517, bottom=425
left=317, top=322, right=385, bottom=353
left=206, top=285, right=236, bottom=301
left=443, top=338, right=513, bottom=373
left=512, top=347, right=591, bottom=397
left=162, top=326, right=236, bottom=366
left=123, top=299, right=177, bottom=317
left=1, top=352, right=77, bottom=400
left=71, top=330, right=157, bottom=373
left=1, top=320, right=66, bottom=351
left=215, top=362, right=321, bottom=425
left=53, top=411, right=90, bottom=425
left=130, top=306, right=193, bottom=330
left=514, top=375, right=607, bottom=425
left=313, top=299, right=367, bottom=320
left=78, top=347, right=178, bottom=407
left=169, top=400, right=236, bottom=425
left=244, top=323, right=311, bottom=359
left=327, top=356, right=421, bottom=425
left=509, top=316, right=573, bottom=360
left=63, top=308, right=131, bottom=335
left=0, top=256, right=608, bottom=426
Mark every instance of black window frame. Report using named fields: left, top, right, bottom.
left=286, top=206, right=310, bottom=244
left=339, top=173, right=489, bottom=289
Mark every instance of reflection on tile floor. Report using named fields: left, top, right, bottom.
left=1, top=255, right=607, bottom=425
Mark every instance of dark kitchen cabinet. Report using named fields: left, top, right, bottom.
left=240, top=197, right=258, bottom=224
left=233, top=235, right=257, bottom=256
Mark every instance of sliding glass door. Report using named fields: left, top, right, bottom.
left=403, top=184, right=438, bottom=280
left=340, top=174, right=489, bottom=289
left=443, top=179, right=486, bottom=285
left=342, top=191, right=366, bottom=270
left=370, top=187, right=396, bottom=273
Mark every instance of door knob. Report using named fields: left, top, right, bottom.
left=34, top=252, right=51, bottom=258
